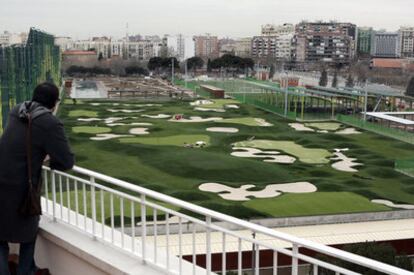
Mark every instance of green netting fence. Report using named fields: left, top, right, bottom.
left=0, top=28, right=61, bottom=132
left=395, top=159, right=414, bottom=177
left=336, top=114, right=414, bottom=145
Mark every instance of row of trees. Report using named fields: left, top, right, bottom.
left=319, top=69, right=355, bottom=88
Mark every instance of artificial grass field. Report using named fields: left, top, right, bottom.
left=59, top=98, right=414, bottom=220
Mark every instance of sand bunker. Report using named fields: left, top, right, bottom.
left=331, top=148, right=363, bottom=172
left=336, top=128, right=362, bottom=135
left=107, top=122, right=153, bottom=127
left=206, top=127, right=239, bottom=133
left=78, top=118, right=102, bottom=122
left=190, top=100, right=214, bottom=106
left=255, top=118, right=273, bottom=127
left=129, top=128, right=150, bottom=135
left=141, top=114, right=171, bottom=119
left=107, top=109, right=144, bottom=113
left=371, top=199, right=414, bottom=210
left=231, top=147, right=296, bottom=164
left=289, top=123, right=314, bottom=132
left=90, top=134, right=132, bottom=141
left=199, top=182, right=317, bottom=201
left=169, top=116, right=223, bottom=123
left=225, top=104, right=239, bottom=109
left=195, top=107, right=226, bottom=113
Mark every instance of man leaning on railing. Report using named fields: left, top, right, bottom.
left=0, top=83, right=74, bottom=275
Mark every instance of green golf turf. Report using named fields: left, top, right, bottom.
left=233, top=140, right=331, bottom=164
left=59, top=96, right=414, bottom=219
left=306, top=122, right=343, bottom=131
left=119, top=134, right=211, bottom=146
left=218, top=117, right=271, bottom=126
left=68, top=110, right=98, bottom=117
left=72, top=126, right=111, bottom=134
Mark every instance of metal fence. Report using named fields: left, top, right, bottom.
left=41, top=165, right=413, bottom=275
left=337, top=115, right=414, bottom=145
left=395, top=159, right=414, bottom=177
left=0, top=28, right=61, bottom=131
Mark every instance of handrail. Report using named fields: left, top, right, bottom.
left=66, top=165, right=412, bottom=275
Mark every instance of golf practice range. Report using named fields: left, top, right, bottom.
left=59, top=97, right=414, bottom=219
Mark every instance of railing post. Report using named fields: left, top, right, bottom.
left=206, top=216, right=212, bottom=275
left=292, top=244, right=298, bottom=275
left=51, top=170, right=57, bottom=222
left=90, top=176, right=97, bottom=240
left=141, top=194, right=146, bottom=264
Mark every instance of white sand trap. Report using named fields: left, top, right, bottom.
left=289, top=123, right=315, bottom=132
left=107, top=122, right=153, bottom=127
left=371, top=199, right=414, bottom=210
left=107, top=109, right=144, bottom=113
left=190, top=100, right=214, bottom=106
left=78, top=118, right=102, bottom=122
left=90, top=134, right=132, bottom=141
left=225, top=104, right=239, bottom=109
left=135, top=103, right=162, bottom=107
left=231, top=147, right=296, bottom=164
left=206, top=127, right=239, bottom=133
left=90, top=103, right=101, bottom=106
left=169, top=116, right=223, bottom=123
left=318, top=130, right=329, bottom=133
left=255, top=118, right=273, bottom=127
left=195, top=107, right=226, bottom=113
left=336, top=128, right=362, bottom=135
left=141, top=114, right=171, bottom=119
left=129, top=128, right=150, bottom=135
left=331, top=148, right=363, bottom=172
left=199, top=182, right=317, bottom=201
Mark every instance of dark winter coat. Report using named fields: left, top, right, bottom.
left=0, top=101, right=74, bottom=243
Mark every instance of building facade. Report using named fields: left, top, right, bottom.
left=371, top=32, right=401, bottom=58
left=234, top=38, right=252, bottom=57
left=357, top=27, right=374, bottom=57
left=261, top=23, right=295, bottom=36
left=294, top=22, right=357, bottom=64
left=0, top=31, right=27, bottom=46
left=193, top=34, right=219, bottom=60
left=252, top=34, right=293, bottom=60
left=399, top=26, right=414, bottom=58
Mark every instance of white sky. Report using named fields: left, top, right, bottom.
left=0, top=0, right=413, bottom=39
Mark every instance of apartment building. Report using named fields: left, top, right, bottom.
left=234, top=37, right=252, bottom=57
left=294, top=21, right=357, bottom=64
left=163, top=34, right=195, bottom=61
left=0, top=31, right=27, bottom=46
left=193, top=34, right=219, bottom=59
left=261, top=23, right=295, bottom=36
left=399, top=26, right=414, bottom=58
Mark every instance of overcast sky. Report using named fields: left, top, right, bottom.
left=0, top=0, right=413, bottom=39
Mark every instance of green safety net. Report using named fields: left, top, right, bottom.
left=0, top=28, right=61, bottom=132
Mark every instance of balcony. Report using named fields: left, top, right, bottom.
left=20, top=166, right=414, bottom=275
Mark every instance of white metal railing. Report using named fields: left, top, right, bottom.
left=41, top=165, right=414, bottom=275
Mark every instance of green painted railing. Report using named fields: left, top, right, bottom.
left=337, top=114, right=414, bottom=145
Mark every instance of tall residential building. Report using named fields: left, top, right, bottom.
left=252, top=34, right=294, bottom=61
left=234, top=38, right=252, bottom=57
left=0, top=31, right=27, bottom=46
left=193, top=34, right=219, bottom=59
left=252, top=36, right=277, bottom=58
left=163, top=34, right=194, bottom=61
left=294, top=21, right=357, bottom=64
left=357, top=27, right=374, bottom=57
left=54, top=37, right=74, bottom=51
left=371, top=32, right=401, bottom=58
left=261, top=23, right=295, bottom=36
left=399, top=26, right=414, bottom=57
left=69, top=37, right=162, bottom=60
